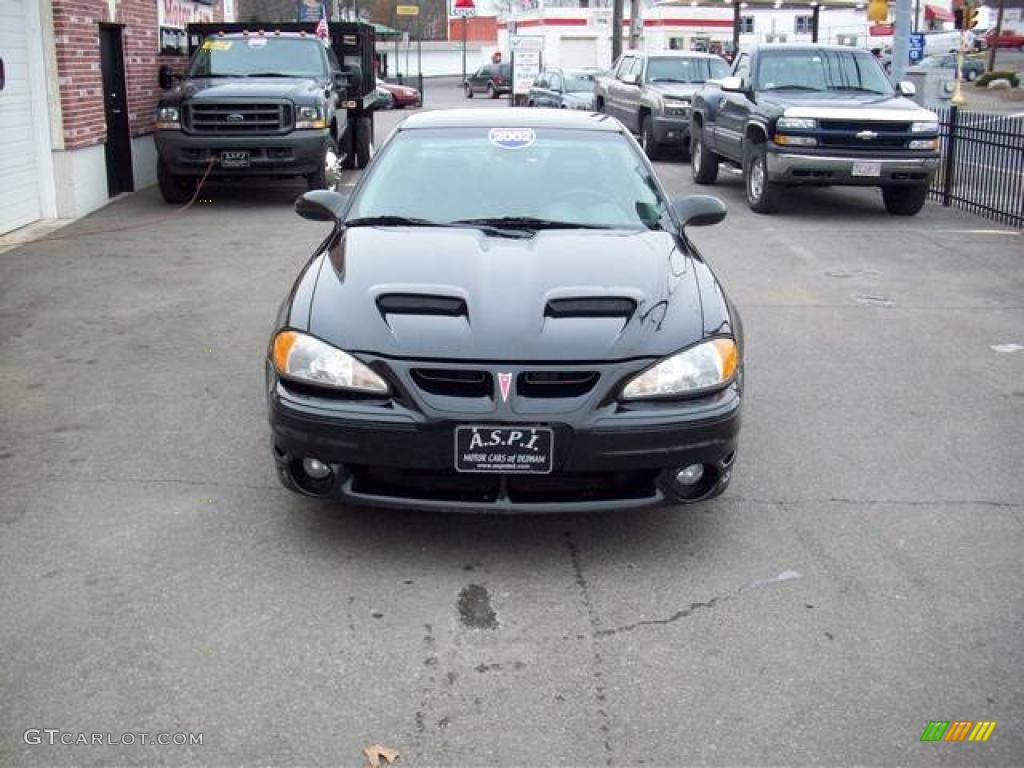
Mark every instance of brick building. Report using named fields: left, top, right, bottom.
left=0, top=0, right=233, bottom=235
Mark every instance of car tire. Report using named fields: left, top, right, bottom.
left=745, top=142, right=780, bottom=214
left=691, top=127, right=719, bottom=185
left=157, top=159, right=196, bottom=204
left=464, top=83, right=473, bottom=99
left=640, top=115, right=665, bottom=161
left=307, top=136, right=342, bottom=191
left=882, top=184, right=929, bottom=216
left=488, top=83, right=498, bottom=99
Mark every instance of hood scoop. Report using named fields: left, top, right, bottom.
left=545, top=297, right=637, bottom=319
left=377, top=293, right=468, bottom=318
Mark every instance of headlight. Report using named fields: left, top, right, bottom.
left=621, top=339, right=738, bottom=400
left=911, top=121, right=939, bottom=133
left=774, top=134, right=817, bottom=146
left=296, top=105, right=328, bottom=129
left=777, top=117, right=817, bottom=130
left=156, top=106, right=180, bottom=129
left=909, top=138, right=938, bottom=150
left=271, top=331, right=389, bottom=394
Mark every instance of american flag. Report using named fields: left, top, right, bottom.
left=315, top=2, right=328, bottom=40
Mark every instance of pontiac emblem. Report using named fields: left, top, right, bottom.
left=497, top=372, right=513, bottom=403
left=856, top=129, right=878, bottom=140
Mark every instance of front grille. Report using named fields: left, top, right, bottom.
left=412, top=369, right=492, bottom=399
left=185, top=102, right=292, bottom=134
left=817, top=120, right=912, bottom=151
left=517, top=371, right=599, bottom=399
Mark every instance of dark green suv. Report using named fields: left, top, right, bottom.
left=463, top=63, right=511, bottom=99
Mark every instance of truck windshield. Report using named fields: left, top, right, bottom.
left=347, top=128, right=668, bottom=232
left=646, top=57, right=730, bottom=84
left=187, top=37, right=327, bottom=79
left=756, top=49, right=893, bottom=95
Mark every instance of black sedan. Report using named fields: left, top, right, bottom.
left=267, top=110, right=742, bottom=512
left=528, top=68, right=598, bottom=110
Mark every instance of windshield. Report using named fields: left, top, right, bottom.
left=755, top=49, right=894, bottom=94
left=187, top=37, right=327, bottom=78
left=563, top=72, right=596, bottom=91
left=347, top=128, right=668, bottom=231
left=646, top=57, right=730, bottom=84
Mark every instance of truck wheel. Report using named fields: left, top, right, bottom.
left=691, top=128, right=719, bottom=185
left=464, top=83, right=473, bottom=99
left=881, top=184, right=929, bottom=216
left=640, top=115, right=665, bottom=161
left=157, top=160, right=196, bottom=204
left=307, top=137, right=342, bottom=191
left=745, top=143, right=781, bottom=214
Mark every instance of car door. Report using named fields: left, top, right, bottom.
left=469, top=66, right=487, bottom=93
left=714, top=52, right=752, bottom=160
left=548, top=72, right=564, bottom=107
left=531, top=72, right=549, bottom=106
left=607, top=56, right=635, bottom=121
left=619, top=57, right=644, bottom=131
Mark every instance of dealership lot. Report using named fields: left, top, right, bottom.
left=1, top=86, right=1022, bottom=766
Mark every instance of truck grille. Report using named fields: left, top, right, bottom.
left=818, top=121, right=913, bottom=151
left=185, top=102, right=292, bottom=135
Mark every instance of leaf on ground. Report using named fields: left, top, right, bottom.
left=363, top=744, right=400, bottom=768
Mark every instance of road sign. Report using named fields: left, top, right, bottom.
left=396, top=4, right=419, bottom=15
left=909, top=32, right=925, bottom=63
left=510, top=35, right=544, bottom=51
left=452, top=0, right=475, bottom=17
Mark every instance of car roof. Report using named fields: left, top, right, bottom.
left=398, top=108, right=623, bottom=132
left=637, top=51, right=723, bottom=59
left=752, top=43, right=873, bottom=53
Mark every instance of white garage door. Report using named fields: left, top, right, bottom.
left=560, top=37, right=599, bottom=69
left=0, top=0, right=43, bottom=235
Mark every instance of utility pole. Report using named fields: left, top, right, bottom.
left=891, top=0, right=912, bottom=84
left=987, top=0, right=1005, bottom=72
left=629, top=0, right=641, bottom=49
left=611, top=0, right=624, bottom=63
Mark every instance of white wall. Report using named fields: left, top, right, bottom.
left=51, top=144, right=110, bottom=220
left=383, top=42, right=493, bottom=77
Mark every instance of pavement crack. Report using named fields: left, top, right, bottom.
left=565, top=531, right=614, bottom=767
left=33, top=475, right=284, bottom=493
left=725, top=495, right=1023, bottom=510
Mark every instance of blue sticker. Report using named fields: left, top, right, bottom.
left=488, top=127, right=536, bottom=150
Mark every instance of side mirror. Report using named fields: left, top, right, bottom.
left=672, top=195, right=727, bottom=228
left=720, top=76, right=745, bottom=93
left=295, top=190, right=350, bottom=223
left=158, top=65, right=181, bottom=90
left=621, top=72, right=639, bottom=85
left=898, top=80, right=917, bottom=97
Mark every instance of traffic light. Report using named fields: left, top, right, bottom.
left=867, top=0, right=888, bottom=24
left=964, top=4, right=978, bottom=29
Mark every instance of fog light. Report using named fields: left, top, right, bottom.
left=675, top=464, right=705, bottom=486
left=302, top=457, right=332, bottom=480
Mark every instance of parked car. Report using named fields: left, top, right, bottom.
left=377, top=79, right=421, bottom=108
left=594, top=51, right=730, bottom=160
left=923, top=30, right=971, bottom=55
left=984, top=27, right=1024, bottom=50
left=913, top=53, right=986, bottom=81
left=268, top=109, right=742, bottom=512
left=527, top=68, right=597, bottom=110
left=464, top=63, right=511, bottom=98
left=690, top=44, right=941, bottom=215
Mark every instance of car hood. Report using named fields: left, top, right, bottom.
left=176, top=77, right=326, bottom=102
left=647, top=82, right=702, bottom=98
left=762, top=90, right=937, bottom=119
left=309, top=227, right=704, bottom=362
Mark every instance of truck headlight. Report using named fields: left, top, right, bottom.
left=909, top=138, right=938, bottom=150
left=911, top=121, right=939, bottom=133
left=296, top=105, right=328, bottom=129
left=156, top=106, right=180, bottom=130
left=777, top=117, right=817, bottom=130
left=621, top=339, right=738, bottom=399
left=271, top=331, right=389, bottom=394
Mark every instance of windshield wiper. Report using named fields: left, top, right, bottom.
left=829, top=86, right=888, bottom=93
left=246, top=72, right=311, bottom=78
left=345, top=216, right=443, bottom=227
left=451, top=216, right=611, bottom=231
left=761, top=85, right=826, bottom=91
left=650, top=77, right=692, bottom=83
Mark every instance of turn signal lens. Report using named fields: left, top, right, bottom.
left=271, top=331, right=389, bottom=394
left=621, top=338, right=738, bottom=399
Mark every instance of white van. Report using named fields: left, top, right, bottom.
left=923, top=30, right=974, bottom=55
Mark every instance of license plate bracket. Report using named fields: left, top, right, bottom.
left=454, top=426, right=553, bottom=474
left=220, top=151, right=250, bottom=168
left=851, top=160, right=882, bottom=177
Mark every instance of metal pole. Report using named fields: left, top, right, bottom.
left=732, top=1, right=740, bottom=53
left=891, top=0, right=912, bottom=83
left=913, top=0, right=920, bottom=33
left=612, top=0, right=623, bottom=64
left=941, top=105, right=958, bottom=206
left=811, top=5, right=820, bottom=43
left=629, top=0, right=641, bottom=50
left=987, top=0, right=1005, bottom=72
left=462, top=16, right=467, bottom=82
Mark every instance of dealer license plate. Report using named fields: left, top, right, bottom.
left=851, top=161, right=881, bottom=177
left=220, top=151, right=250, bottom=168
left=454, top=426, right=553, bottom=474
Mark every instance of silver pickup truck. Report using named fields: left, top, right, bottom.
left=594, top=51, right=730, bottom=160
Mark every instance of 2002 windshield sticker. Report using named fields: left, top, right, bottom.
left=489, top=128, right=536, bottom=150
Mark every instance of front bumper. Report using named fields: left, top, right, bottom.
left=766, top=149, right=940, bottom=186
left=155, top=129, right=329, bottom=177
left=652, top=112, right=692, bottom=144
left=267, top=363, right=741, bottom=513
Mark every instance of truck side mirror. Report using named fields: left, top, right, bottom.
left=897, top=81, right=917, bottom=97
left=158, top=65, right=181, bottom=90
left=672, top=195, right=727, bottom=228
left=719, top=76, right=745, bottom=93
left=621, top=72, right=639, bottom=85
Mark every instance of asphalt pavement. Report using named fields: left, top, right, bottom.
left=1, top=80, right=1022, bottom=767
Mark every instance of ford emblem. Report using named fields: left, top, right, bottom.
left=226, top=113, right=245, bottom=122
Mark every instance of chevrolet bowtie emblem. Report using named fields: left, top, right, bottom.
left=497, top=372, right=512, bottom=403
left=856, top=130, right=879, bottom=140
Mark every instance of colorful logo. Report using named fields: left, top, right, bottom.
left=497, top=372, right=513, bottom=403
left=921, top=721, right=997, bottom=742
left=488, top=128, right=536, bottom=150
